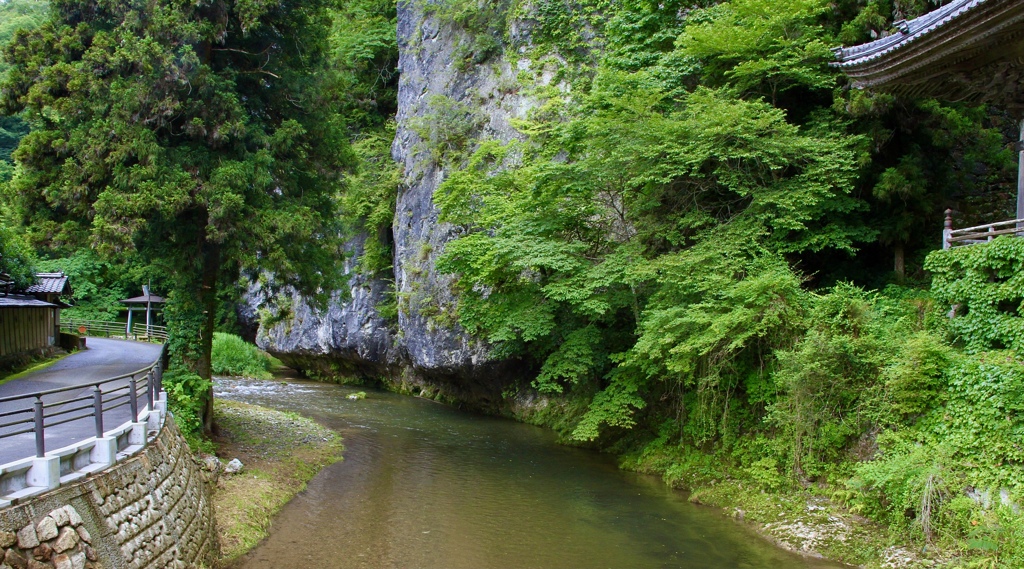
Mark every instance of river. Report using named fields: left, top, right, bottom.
left=215, top=376, right=846, bottom=569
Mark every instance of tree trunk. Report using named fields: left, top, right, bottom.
left=894, top=244, right=905, bottom=283
left=1017, top=117, right=1023, bottom=226
left=198, top=238, right=221, bottom=434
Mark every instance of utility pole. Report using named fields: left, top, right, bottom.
left=144, top=281, right=152, bottom=337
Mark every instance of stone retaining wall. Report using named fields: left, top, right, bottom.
left=0, top=418, right=217, bottom=569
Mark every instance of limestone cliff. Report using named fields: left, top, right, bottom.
left=251, top=2, right=538, bottom=398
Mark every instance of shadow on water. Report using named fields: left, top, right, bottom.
left=215, top=376, right=847, bottom=569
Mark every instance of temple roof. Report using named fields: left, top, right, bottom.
left=24, top=272, right=72, bottom=295
left=832, top=0, right=1024, bottom=110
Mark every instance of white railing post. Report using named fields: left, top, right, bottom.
left=943, top=209, right=953, bottom=250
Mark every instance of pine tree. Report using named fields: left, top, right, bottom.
left=1, top=0, right=351, bottom=429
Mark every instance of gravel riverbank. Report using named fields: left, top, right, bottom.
left=209, top=397, right=344, bottom=566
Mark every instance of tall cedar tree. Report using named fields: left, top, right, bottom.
left=1, top=0, right=350, bottom=429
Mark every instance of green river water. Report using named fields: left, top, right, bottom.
left=215, top=376, right=846, bottom=569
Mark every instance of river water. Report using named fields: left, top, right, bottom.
left=215, top=376, right=845, bottom=569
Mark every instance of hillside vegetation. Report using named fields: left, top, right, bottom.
left=418, top=0, right=1024, bottom=565
left=3, top=0, right=1023, bottom=566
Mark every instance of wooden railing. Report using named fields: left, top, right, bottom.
left=943, top=210, right=1024, bottom=250
left=130, top=323, right=169, bottom=342
left=59, top=319, right=168, bottom=342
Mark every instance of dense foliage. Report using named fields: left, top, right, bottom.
left=330, top=0, right=400, bottom=282
left=211, top=332, right=273, bottom=380
left=425, top=0, right=1024, bottom=564
left=0, top=222, right=35, bottom=287
left=927, top=238, right=1024, bottom=354
left=1, top=0, right=351, bottom=429
left=0, top=0, right=46, bottom=181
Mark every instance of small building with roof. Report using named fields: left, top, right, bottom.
left=120, top=286, right=165, bottom=337
left=831, top=0, right=1024, bottom=110
left=25, top=272, right=72, bottom=305
left=0, top=272, right=72, bottom=367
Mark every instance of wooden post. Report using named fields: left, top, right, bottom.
left=1017, top=118, right=1024, bottom=229
left=943, top=209, right=953, bottom=250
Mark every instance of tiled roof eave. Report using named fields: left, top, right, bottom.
left=0, top=295, right=59, bottom=308
left=829, top=0, right=1024, bottom=108
left=23, top=273, right=71, bottom=295
left=832, top=0, right=987, bottom=68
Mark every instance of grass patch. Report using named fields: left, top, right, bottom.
left=212, top=333, right=273, bottom=380
left=211, top=399, right=344, bottom=564
left=0, top=351, right=72, bottom=384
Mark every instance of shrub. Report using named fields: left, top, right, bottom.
left=162, top=367, right=213, bottom=451
left=212, top=333, right=273, bottom=380
left=926, top=237, right=1024, bottom=353
left=848, top=436, right=957, bottom=541
left=849, top=350, right=1024, bottom=547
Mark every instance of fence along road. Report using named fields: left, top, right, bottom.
left=0, top=337, right=165, bottom=466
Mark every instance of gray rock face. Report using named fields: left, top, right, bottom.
left=252, top=232, right=398, bottom=378
left=391, top=2, right=530, bottom=377
left=250, top=2, right=541, bottom=396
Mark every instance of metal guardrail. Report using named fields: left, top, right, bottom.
left=60, top=319, right=168, bottom=342
left=0, top=342, right=169, bottom=507
left=0, top=344, right=166, bottom=458
left=943, top=211, right=1024, bottom=250
left=131, top=322, right=169, bottom=342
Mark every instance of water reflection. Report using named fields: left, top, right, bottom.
left=216, top=377, right=844, bottom=569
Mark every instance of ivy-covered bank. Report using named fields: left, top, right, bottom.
left=490, top=237, right=1024, bottom=568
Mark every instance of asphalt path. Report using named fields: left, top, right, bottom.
left=0, top=338, right=164, bottom=465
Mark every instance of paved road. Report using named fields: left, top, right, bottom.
left=0, top=338, right=164, bottom=465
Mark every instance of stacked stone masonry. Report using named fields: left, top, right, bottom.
left=0, top=419, right=217, bottom=569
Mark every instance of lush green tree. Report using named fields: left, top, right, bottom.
left=0, top=0, right=48, bottom=178
left=34, top=249, right=148, bottom=320
left=654, top=0, right=1014, bottom=283
left=329, top=0, right=400, bottom=281
left=329, top=0, right=398, bottom=132
left=1, top=0, right=351, bottom=429
left=0, top=221, right=35, bottom=287
left=436, top=65, right=866, bottom=441
left=0, top=0, right=48, bottom=81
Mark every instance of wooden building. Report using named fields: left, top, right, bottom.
left=0, top=272, right=72, bottom=366
left=0, top=294, right=59, bottom=361
left=831, top=0, right=1024, bottom=108
left=24, top=272, right=72, bottom=341
left=832, top=0, right=1024, bottom=224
